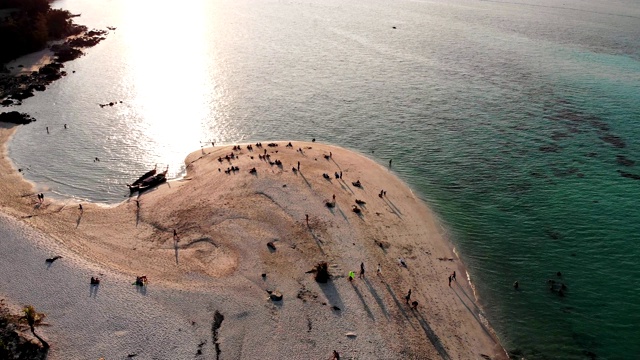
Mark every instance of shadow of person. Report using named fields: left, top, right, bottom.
left=76, top=212, right=83, bottom=228
left=137, top=284, right=147, bottom=296
left=89, top=283, right=99, bottom=298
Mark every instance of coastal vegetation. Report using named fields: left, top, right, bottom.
left=0, top=0, right=82, bottom=66
left=0, top=301, right=48, bottom=360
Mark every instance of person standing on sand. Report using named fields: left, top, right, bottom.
left=305, top=214, right=309, bottom=225
left=46, top=126, right=49, bottom=134
left=389, top=159, right=392, bottom=167
left=348, top=271, right=355, bottom=282
left=377, top=263, right=381, bottom=275
left=297, top=161, right=300, bottom=171
left=448, top=275, right=452, bottom=287
left=359, top=262, right=365, bottom=279
left=332, top=350, right=340, bottom=360
left=339, top=171, right=342, bottom=179
left=405, top=289, right=411, bottom=304
left=452, top=271, right=456, bottom=281
left=78, top=204, right=83, bottom=211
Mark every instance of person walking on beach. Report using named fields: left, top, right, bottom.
left=332, top=350, right=340, bottom=360
left=173, top=229, right=179, bottom=242
left=297, top=161, right=300, bottom=171
left=405, top=289, right=411, bottom=304
left=46, top=127, right=49, bottom=134
left=359, top=262, right=365, bottom=279
left=448, top=275, right=452, bottom=287
left=64, top=124, right=67, bottom=129
left=305, top=214, right=309, bottom=226
left=78, top=204, right=83, bottom=211
left=389, top=159, right=392, bottom=167
left=377, top=263, right=381, bottom=275
left=339, top=171, right=342, bottom=179
left=452, top=271, right=456, bottom=281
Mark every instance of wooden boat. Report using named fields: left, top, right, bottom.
left=128, top=165, right=157, bottom=188
left=128, top=166, right=168, bottom=194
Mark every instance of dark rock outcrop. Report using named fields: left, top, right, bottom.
left=0, top=111, right=36, bottom=124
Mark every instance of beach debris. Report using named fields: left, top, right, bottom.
left=45, top=255, right=62, bottom=263
left=345, top=332, right=357, bottom=337
left=398, top=258, right=407, bottom=267
left=312, top=261, right=330, bottom=283
left=267, top=242, right=276, bottom=251
left=332, top=305, right=341, bottom=311
left=267, top=290, right=283, bottom=301
left=127, top=354, right=137, bottom=358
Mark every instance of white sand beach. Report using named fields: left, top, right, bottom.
left=0, top=123, right=506, bottom=359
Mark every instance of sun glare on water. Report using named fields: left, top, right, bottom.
left=121, top=1, right=218, bottom=174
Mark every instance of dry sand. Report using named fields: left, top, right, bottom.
left=0, top=124, right=507, bottom=359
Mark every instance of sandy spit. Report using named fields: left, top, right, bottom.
left=0, top=124, right=507, bottom=359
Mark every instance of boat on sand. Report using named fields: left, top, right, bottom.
left=128, top=166, right=167, bottom=194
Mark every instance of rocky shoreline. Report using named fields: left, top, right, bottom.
left=0, top=28, right=108, bottom=107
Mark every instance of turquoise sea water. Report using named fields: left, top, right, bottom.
left=7, top=0, right=640, bottom=358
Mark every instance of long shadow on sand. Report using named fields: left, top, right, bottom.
left=318, top=280, right=344, bottom=316
left=383, top=282, right=415, bottom=328
left=307, top=227, right=326, bottom=255
left=75, top=211, right=83, bottom=228
left=363, top=277, right=390, bottom=319
left=89, top=283, right=99, bottom=298
left=415, top=311, right=452, bottom=360
left=382, top=197, right=402, bottom=218
left=338, top=179, right=356, bottom=195
left=452, top=285, right=497, bottom=342
left=351, top=282, right=375, bottom=320
left=336, top=206, right=349, bottom=223
left=298, top=171, right=312, bottom=189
